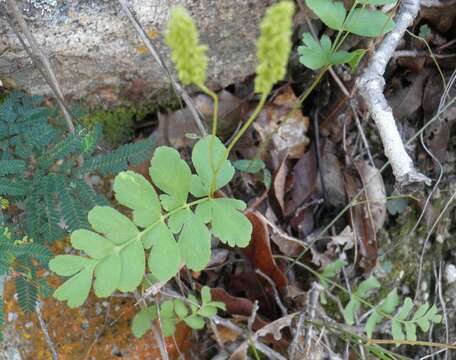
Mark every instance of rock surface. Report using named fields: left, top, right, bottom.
left=0, top=0, right=274, bottom=107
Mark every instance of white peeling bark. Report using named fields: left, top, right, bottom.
left=357, top=0, right=430, bottom=185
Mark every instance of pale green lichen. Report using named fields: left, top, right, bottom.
left=165, top=7, right=208, bottom=86
left=254, top=2, right=295, bottom=94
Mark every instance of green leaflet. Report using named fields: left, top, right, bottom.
left=148, top=222, right=181, bottom=281
left=88, top=206, right=138, bottom=245
left=49, top=255, right=95, bottom=277
left=343, top=276, right=380, bottom=325
left=345, top=8, right=394, bottom=37
left=113, top=171, right=161, bottom=227
left=196, top=198, right=251, bottom=248
left=191, top=136, right=234, bottom=196
left=94, top=253, right=121, bottom=297
left=179, top=210, right=211, bottom=271
left=298, top=33, right=366, bottom=71
left=150, top=146, right=191, bottom=210
left=71, top=229, right=115, bottom=259
left=118, top=240, right=145, bottom=292
left=305, top=0, right=346, bottom=30
left=305, top=0, right=395, bottom=37
left=53, top=265, right=95, bottom=308
left=132, top=305, right=157, bottom=338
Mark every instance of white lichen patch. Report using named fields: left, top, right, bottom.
left=445, top=264, right=456, bottom=284
left=0, top=0, right=58, bottom=15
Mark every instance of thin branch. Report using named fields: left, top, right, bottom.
left=35, top=302, right=58, bottom=360
left=5, top=0, right=75, bottom=133
left=117, top=0, right=207, bottom=136
left=357, top=0, right=430, bottom=186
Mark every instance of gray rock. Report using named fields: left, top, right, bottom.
left=0, top=0, right=274, bottom=107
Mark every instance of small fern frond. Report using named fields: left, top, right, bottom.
left=0, top=160, right=26, bottom=176
left=15, top=276, right=38, bottom=313
left=80, top=138, right=153, bottom=175
left=56, top=177, right=89, bottom=232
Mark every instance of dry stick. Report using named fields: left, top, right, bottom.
left=5, top=0, right=75, bottom=134
left=117, top=0, right=207, bottom=136
left=36, top=302, right=58, bottom=360
left=255, top=269, right=287, bottom=317
left=357, top=0, right=429, bottom=186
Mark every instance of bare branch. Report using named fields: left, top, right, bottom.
left=5, top=0, right=75, bottom=133
left=357, top=0, right=430, bottom=186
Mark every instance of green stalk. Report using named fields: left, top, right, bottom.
left=198, top=84, right=220, bottom=195
left=208, top=92, right=268, bottom=195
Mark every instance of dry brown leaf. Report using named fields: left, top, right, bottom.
left=244, top=212, right=288, bottom=289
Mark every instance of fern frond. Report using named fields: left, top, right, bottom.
left=0, top=178, right=27, bottom=196
left=81, top=138, right=153, bottom=175
left=56, top=176, right=89, bottom=232
left=0, top=160, right=26, bottom=176
left=15, top=276, right=38, bottom=313
left=74, top=179, right=109, bottom=209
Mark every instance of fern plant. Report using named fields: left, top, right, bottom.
left=318, top=261, right=442, bottom=342
left=0, top=226, right=52, bottom=338
left=299, top=0, right=396, bottom=70
left=0, top=91, right=153, bottom=243
left=49, top=136, right=252, bottom=307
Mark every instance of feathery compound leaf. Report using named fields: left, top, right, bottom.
left=165, top=7, right=208, bottom=86
left=179, top=210, right=211, bottom=272
left=150, top=147, right=191, bottom=210
left=305, top=0, right=346, bottom=30
left=56, top=177, right=89, bottom=232
left=191, top=136, right=234, bottom=196
left=113, top=171, right=161, bottom=227
left=254, top=1, right=295, bottom=94
left=132, top=306, right=157, bottom=338
left=345, top=8, right=394, bottom=37
left=147, top=222, right=181, bottom=281
left=54, top=265, right=95, bottom=308
left=81, top=138, right=153, bottom=176
left=88, top=206, right=138, bottom=245
left=15, top=276, right=38, bottom=313
left=0, top=160, right=25, bottom=176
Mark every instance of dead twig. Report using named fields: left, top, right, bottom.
left=357, top=0, right=430, bottom=186
left=255, top=269, right=287, bottom=317
left=5, top=0, right=75, bottom=133
left=117, top=0, right=207, bottom=136
left=35, top=301, right=58, bottom=360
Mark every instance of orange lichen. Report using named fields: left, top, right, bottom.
left=3, top=240, right=192, bottom=359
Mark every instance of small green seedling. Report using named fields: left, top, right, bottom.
left=132, top=286, right=226, bottom=338
left=299, top=0, right=397, bottom=70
